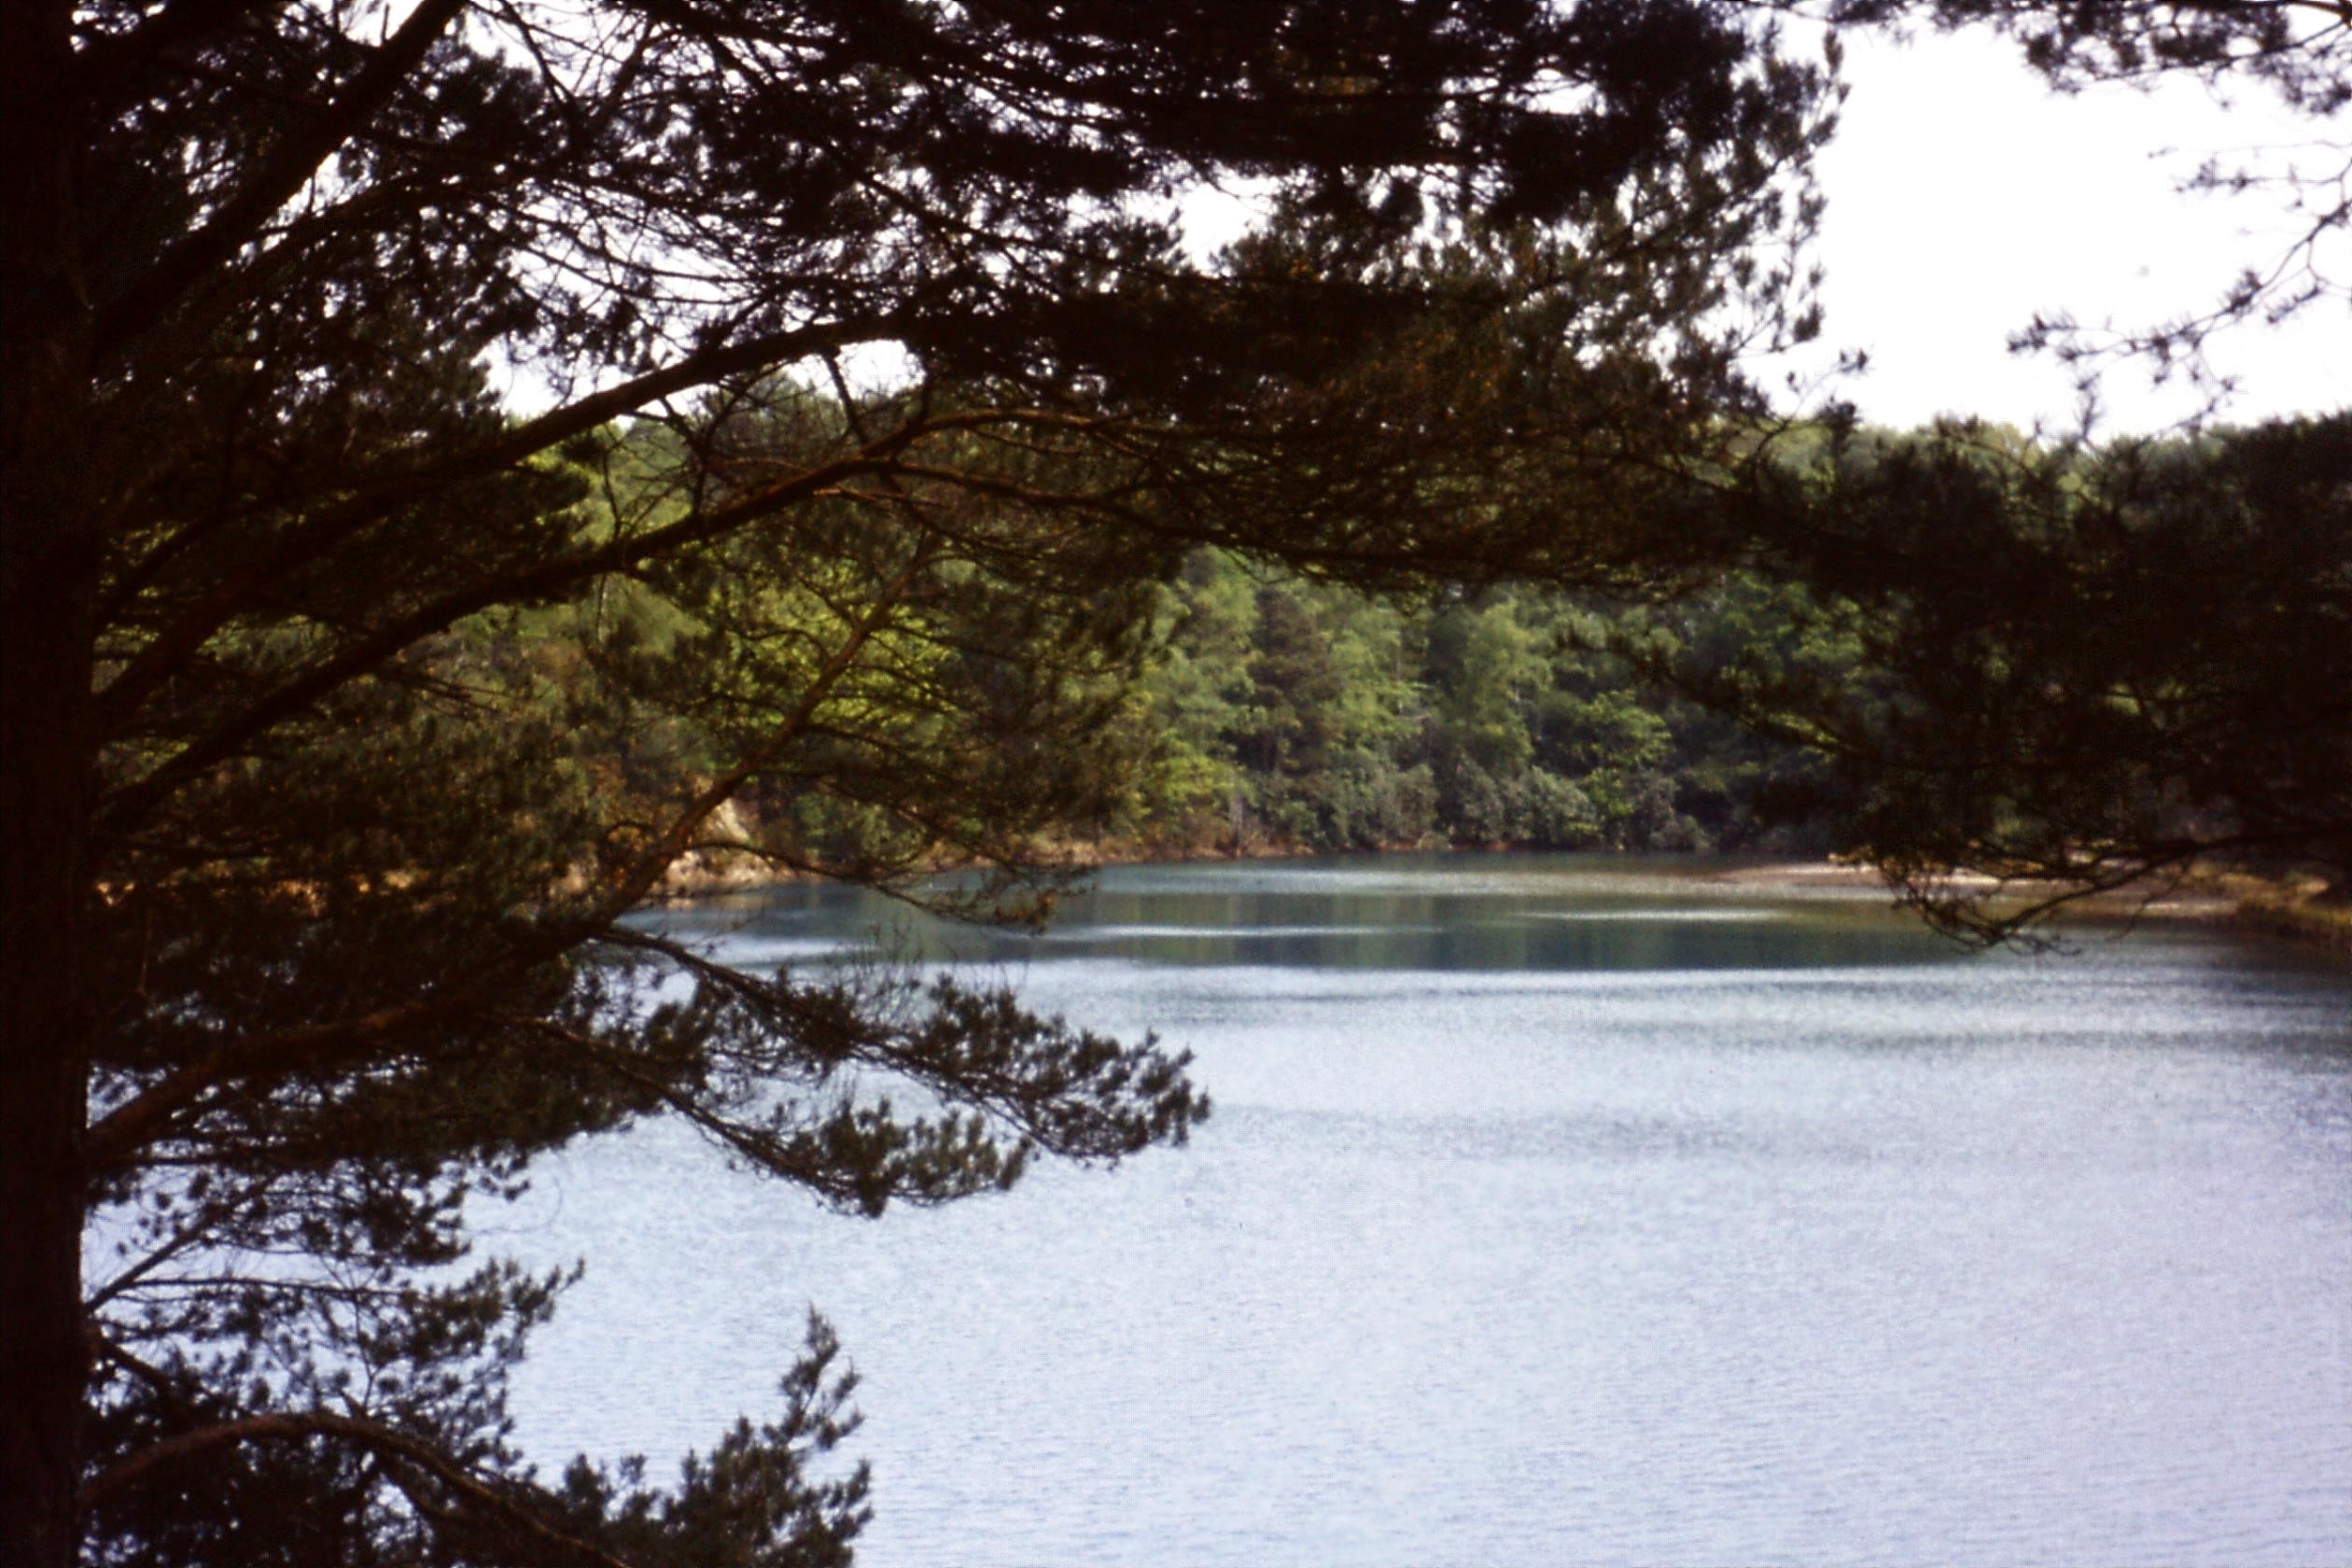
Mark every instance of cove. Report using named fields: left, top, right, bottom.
left=503, top=854, right=2352, bottom=1565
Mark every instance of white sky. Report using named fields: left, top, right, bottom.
left=1780, top=28, right=2350, bottom=434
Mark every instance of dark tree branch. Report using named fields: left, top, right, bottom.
left=79, top=1409, right=636, bottom=1568
left=91, top=313, right=909, bottom=736
left=93, top=0, right=470, bottom=362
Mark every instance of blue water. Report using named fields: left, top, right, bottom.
left=502, top=855, right=2352, bottom=1564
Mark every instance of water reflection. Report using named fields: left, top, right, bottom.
left=526, top=855, right=2352, bottom=1568
left=654, top=851, right=1971, bottom=973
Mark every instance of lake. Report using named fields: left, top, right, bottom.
left=502, top=854, right=2352, bottom=1565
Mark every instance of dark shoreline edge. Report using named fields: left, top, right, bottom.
left=654, top=841, right=2352, bottom=956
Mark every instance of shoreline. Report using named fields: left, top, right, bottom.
left=1715, top=858, right=2348, bottom=951
left=661, top=841, right=2350, bottom=954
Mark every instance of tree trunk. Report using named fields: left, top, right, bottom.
left=3, top=6, right=93, bottom=1563
left=0, top=596, right=95, bottom=1568
left=0, top=392, right=98, bottom=1568
left=0, top=376, right=99, bottom=1568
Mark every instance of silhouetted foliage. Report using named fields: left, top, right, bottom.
left=1673, top=414, right=2352, bottom=941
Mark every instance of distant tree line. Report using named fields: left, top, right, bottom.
left=408, top=410, right=1860, bottom=881
left=1085, top=549, right=1845, bottom=858
left=599, top=407, right=2348, bottom=940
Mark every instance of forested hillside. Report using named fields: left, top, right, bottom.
left=555, top=410, right=2349, bottom=917
left=425, top=416, right=1865, bottom=885
left=1082, top=549, right=1847, bottom=858
left=449, top=408, right=2348, bottom=915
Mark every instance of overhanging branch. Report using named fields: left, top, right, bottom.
left=92, top=312, right=910, bottom=736
left=79, top=1408, right=636, bottom=1568
left=92, top=0, right=469, bottom=362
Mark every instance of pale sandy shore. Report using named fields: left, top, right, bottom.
left=1706, top=858, right=2231, bottom=910
left=1713, top=857, right=2241, bottom=914
left=1712, top=859, right=2348, bottom=950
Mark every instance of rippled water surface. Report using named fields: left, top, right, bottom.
left=503, top=855, right=2352, bottom=1565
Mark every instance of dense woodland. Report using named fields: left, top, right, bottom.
left=607, top=488, right=1848, bottom=864
left=557, top=415, right=1861, bottom=870
left=543, top=411, right=2351, bottom=915
left=1003, top=545, right=1837, bottom=857
left=2, top=2, right=2345, bottom=1566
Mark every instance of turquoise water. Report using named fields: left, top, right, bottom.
left=506, top=855, right=2352, bottom=1564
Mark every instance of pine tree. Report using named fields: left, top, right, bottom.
left=2, top=3, right=1840, bottom=1561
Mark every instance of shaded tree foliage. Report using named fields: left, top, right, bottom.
left=1673, top=414, right=2352, bottom=940
left=1, top=3, right=1842, bottom=1564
